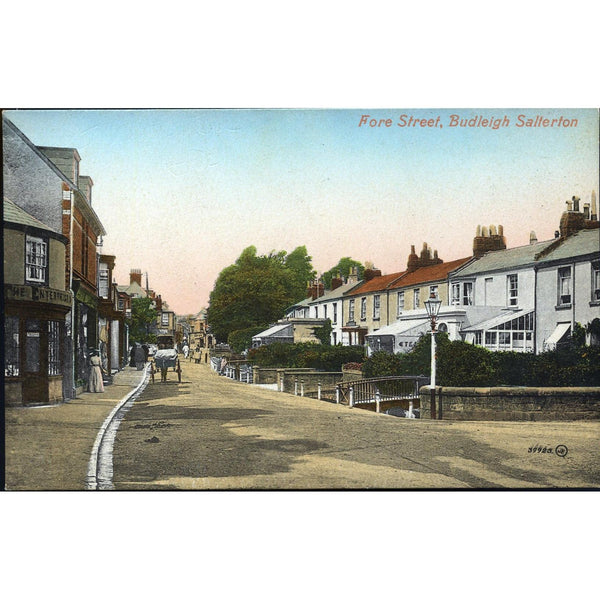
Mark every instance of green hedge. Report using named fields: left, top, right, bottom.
left=362, top=331, right=600, bottom=387
left=247, top=342, right=365, bottom=371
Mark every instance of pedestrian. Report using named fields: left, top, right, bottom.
left=135, top=343, right=146, bottom=370
left=220, top=356, right=227, bottom=375
left=88, top=350, right=105, bottom=393
left=183, top=343, right=189, bottom=360
left=129, top=344, right=136, bottom=367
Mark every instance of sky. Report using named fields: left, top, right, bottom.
left=5, top=108, right=598, bottom=314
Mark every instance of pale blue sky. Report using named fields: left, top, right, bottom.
left=5, top=108, right=598, bottom=314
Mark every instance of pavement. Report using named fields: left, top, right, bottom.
left=4, top=366, right=147, bottom=490
left=4, top=359, right=600, bottom=490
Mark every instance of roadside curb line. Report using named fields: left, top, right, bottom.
left=86, top=365, right=151, bottom=490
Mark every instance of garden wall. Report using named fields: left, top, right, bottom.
left=419, top=386, right=600, bottom=421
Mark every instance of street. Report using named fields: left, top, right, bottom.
left=111, top=360, right=600, bottom=489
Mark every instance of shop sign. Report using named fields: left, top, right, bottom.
left=5, top=284, right=72, bottom=307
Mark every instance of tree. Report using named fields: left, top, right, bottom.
left=208, top=245, right=315, bottom=343
left=285, top=245, right=317, bottom=300
left=321, top=257, right=365, bottom=288
left=129, top=297, right=158, bottom=344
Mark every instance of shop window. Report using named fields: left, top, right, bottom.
left=5, top=316, right=20, bottom=376
left=25, top=236, right=47, bottom=283
left=48, top=321, right=61, bottom=375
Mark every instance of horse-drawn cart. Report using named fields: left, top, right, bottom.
left=152, top=348, right=182, bottom=383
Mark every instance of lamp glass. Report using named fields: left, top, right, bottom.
left=424, top=295, right=442, bottom=318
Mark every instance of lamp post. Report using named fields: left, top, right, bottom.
left=424, top=292, right=442, bottom=418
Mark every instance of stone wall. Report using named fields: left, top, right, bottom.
left=277, top=369, right=343, bottom=395
left=419, top=386, right=600, bottom=421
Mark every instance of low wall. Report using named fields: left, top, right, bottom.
left=419, top=386, right=600, bottom=421
left=278, top=370, right=343, bottom=395
left=252, top=367, right=279, bottom=385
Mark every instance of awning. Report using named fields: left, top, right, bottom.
left=461, top=309, right=533, bottom=333
left=365, top=318, right=429, bottom=338
left=544, top=323, right=571, bottom=349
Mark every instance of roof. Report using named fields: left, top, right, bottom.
left=253, top=323, right=293, bottom=339
left=366, top=317, right=429, bottom=338
left=3, top=197, right=56, bottom=232
left=461, top=309, right=534, bottom=332
left=309, top=280, right=363, bottom=303
left=452, top=240, right=556, bottom=277
left=349, top=271, right=406, bottom=295
left=536, top=228, right=599, bottom=264
left=388, top=257, right=471, bottom=289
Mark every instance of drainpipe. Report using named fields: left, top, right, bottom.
left=68, top=190, right=75, bottom=398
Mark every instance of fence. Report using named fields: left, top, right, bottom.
left=336, top=376, right=430, bottom=414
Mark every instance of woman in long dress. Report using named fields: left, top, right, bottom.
left=88, top=350, right=105, bottom=393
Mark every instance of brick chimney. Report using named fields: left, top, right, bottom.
left=363, top=268, right=382, bottom=282
left=559, top=194, right=599, bottom=237
left=306, top=279, right=324, bottom=300
left=156, top=294, right=163, bottom=311
left=331, top=276, right=344, bottom=291
left=130, top=269, right=142, bottom=286
left=473, top=225, right=507, bottom=257
left=407, top=243, right=443, bottom=271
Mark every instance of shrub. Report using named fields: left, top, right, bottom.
left=247, top=342, right=364, bottom=370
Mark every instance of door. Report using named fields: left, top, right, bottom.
left=22, top=319, right=48, bottom=404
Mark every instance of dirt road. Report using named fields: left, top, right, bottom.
left=112, top=361, right=600, bottom=489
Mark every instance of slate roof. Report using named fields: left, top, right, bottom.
left=3, top=197, right=56, bottom=232
left=452, top=239, right=556, bottom=276
left=309, top=280, right=363, bottom=303
left=536, top=228, right=599, bottom=263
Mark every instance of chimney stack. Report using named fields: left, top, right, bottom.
left=529, top=231, right=538, bottom=245
left=473, top=225, right=507, bottom=258
left=591, top=190, right=598, bottom=221
left=130, top=269, right=142, bottom=286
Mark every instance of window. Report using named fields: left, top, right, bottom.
left=314, top=306, right=319, bottom=318
left=5, top=316, right=20, bottom=376
left=474, top=331, right=482, bottom=345
left=99, top=269, right=109, bottom=298
left=558, top=267, right=572, bottom=306
left=484, top=278, right=493, bottom=305
left=324, top=305, right=328, bottom=320
left=360, top=297, right=367, bottom=320
left=592, top=261, right=600, bottom=302
left=348, top=299, right=355, bottom=322
left=48, top=321, right=61, bottom=375
left=429, top=285, right=438, bottom=299
left=333, top=303, right=338, bottom=324
left=25, top=236, right=47, bottom=283
left=373, top=295, right=381, bottom=320
left=507, top=274, right=518, bottom=306
left=463, top=282, right=473, bottom=306
left=396, top=291, right=404, bottom=317
left=413, top=289, right=420, bottom=308
left=451, top=283, right=460, bottom=305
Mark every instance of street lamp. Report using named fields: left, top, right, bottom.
left=424, top=291, right=442, bottom=389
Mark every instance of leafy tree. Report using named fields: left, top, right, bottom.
left=129, top=297, right=158, bottom=344
left=285, top=246, right=317, bottom=300
left=321, top=257, right=365, bottom=288
left=227, top=326, right=266, bottom=354
left=208, top=245, right=315, bottom=343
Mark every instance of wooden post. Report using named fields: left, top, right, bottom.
left=318, top=382, right=322, bottom=401
left=300, top=379, right=304, bottom=397
left=349, top=386, right=354, bottom=408
left=294, top=377, right=298, bottom=396
left=335, top=385, right=340, bottom=404
left=375, top=390, right=380, bottom=413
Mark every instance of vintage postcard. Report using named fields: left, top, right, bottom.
left=3, top=108, right=599, bottom=492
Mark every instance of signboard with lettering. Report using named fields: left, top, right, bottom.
left=4, top=284, right=72, bottom=307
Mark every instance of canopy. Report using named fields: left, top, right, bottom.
left=543, top=322, right=571, bottom=349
